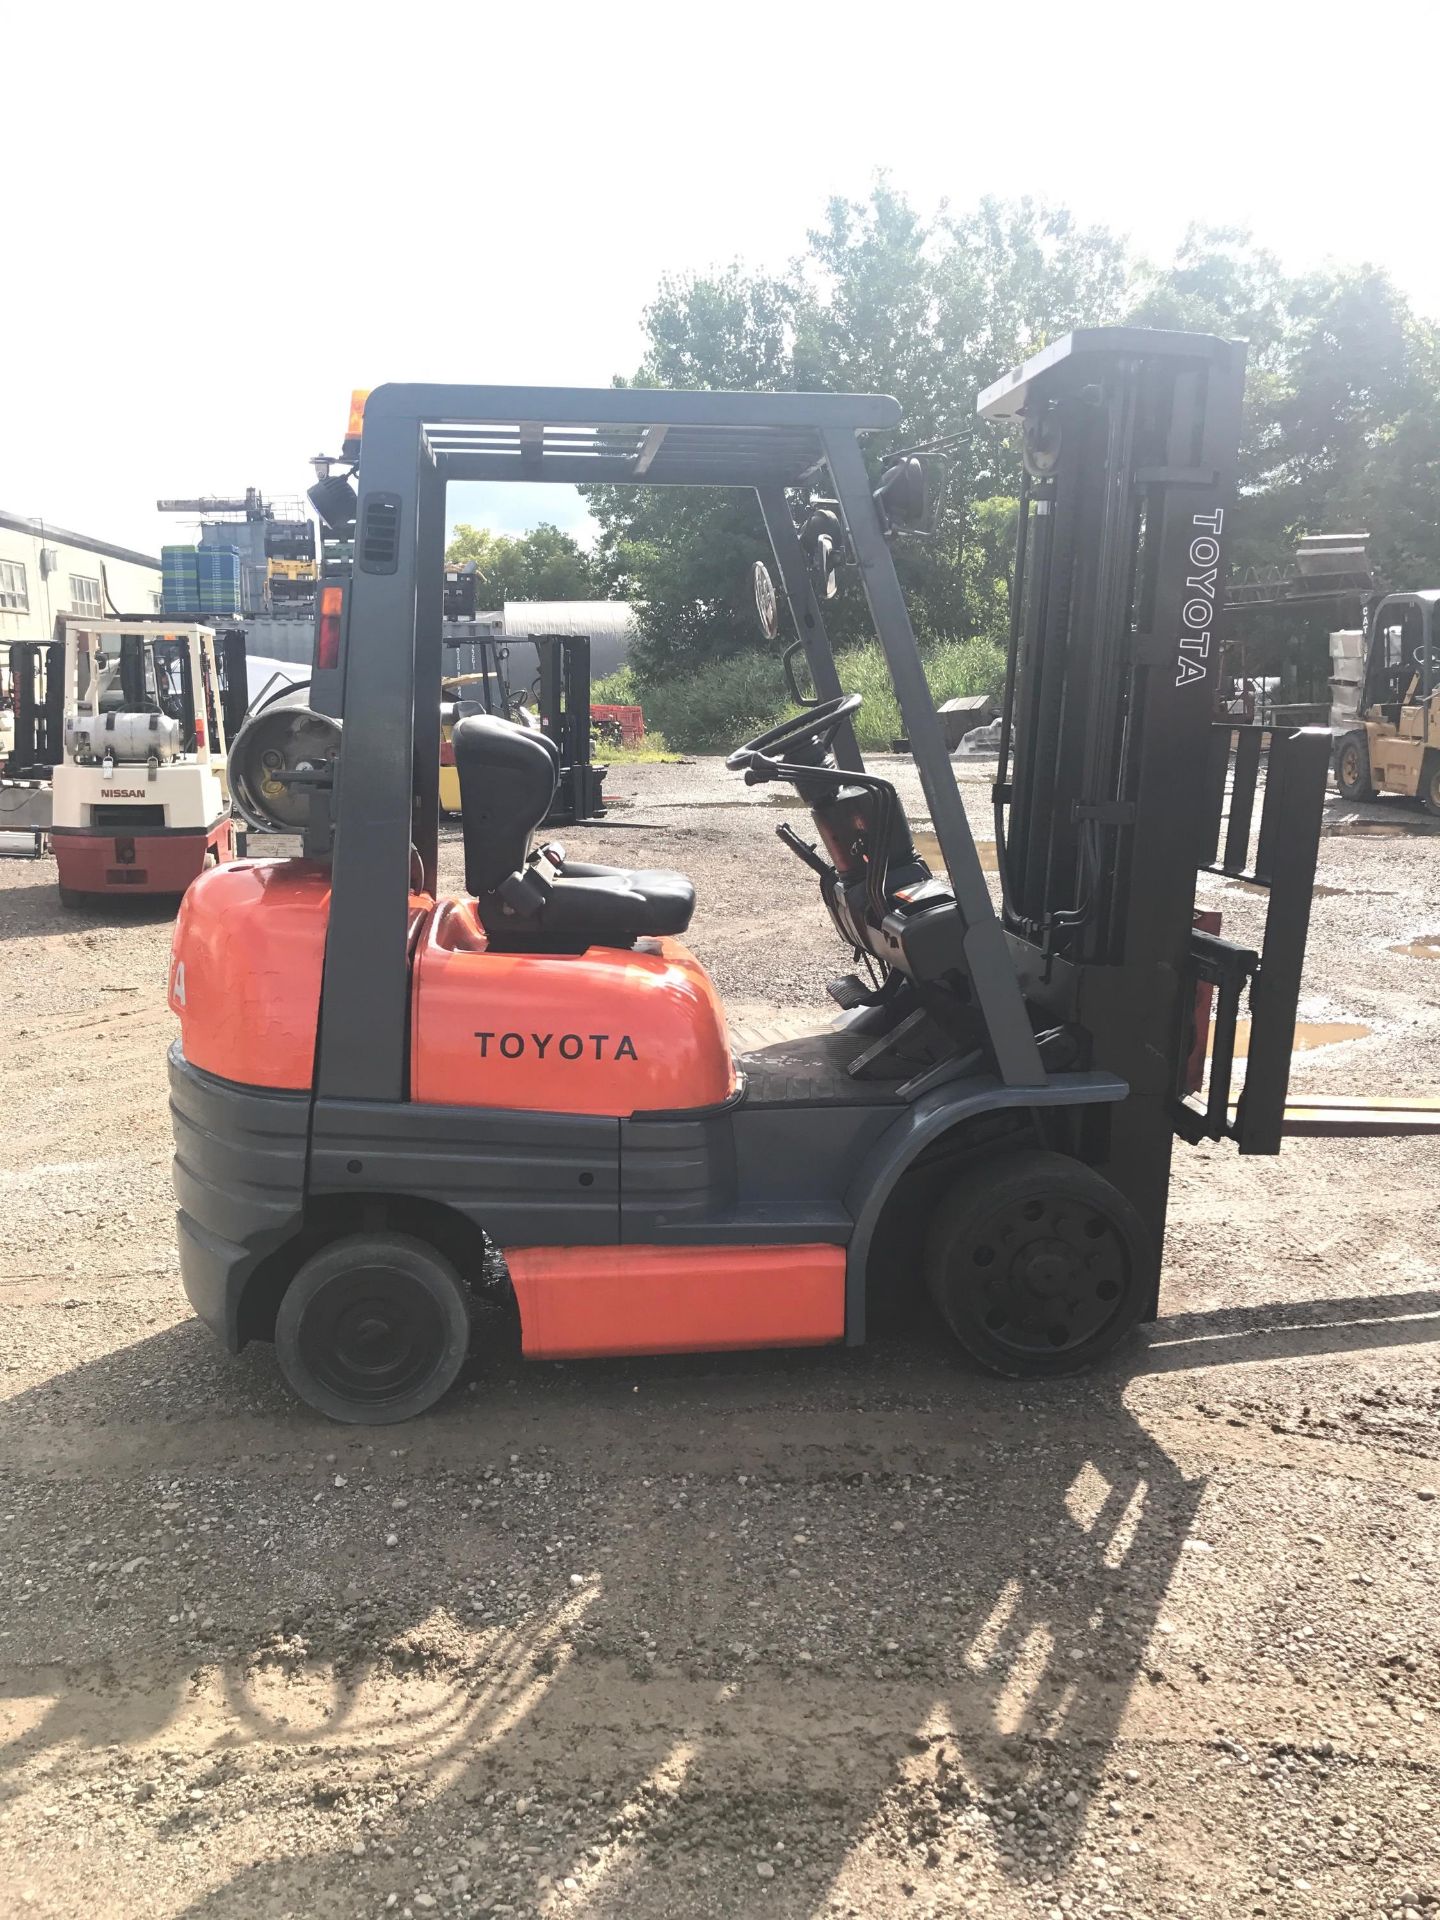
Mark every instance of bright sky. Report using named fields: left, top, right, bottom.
left=5, top=1, right=1435, bottom=561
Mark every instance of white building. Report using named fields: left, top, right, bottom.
left=0, top=511, right=162, bottom=644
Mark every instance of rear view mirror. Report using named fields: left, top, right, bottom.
left=798, top=506, right=843, bottom=601
left=782, top=638, right=821, bottom=707
left=873, top=455, right=928, bottom=532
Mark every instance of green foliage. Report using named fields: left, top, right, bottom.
left=636, top=636, right=1006, bottom=755
left=836, top=636, right=1007, bottom=752
left=595, top=487, right=773, bottom=675
left=586, top=187, right=1125, bottom=677
left=584, top=187, right=1440, bottom=706
left=599, top=732, right=680, bottom=765
left=445, top=521, right=597, bottom=604
left=638, top=649, right=793, bottom=754
left=1127, top=231, right=1440, bottom=590
left=590, top=664, right=639, bottom=705
left=590, top=665, right=680, bottom=760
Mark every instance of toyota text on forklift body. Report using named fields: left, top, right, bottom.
left=1176, top=508, right=1224, bottom=688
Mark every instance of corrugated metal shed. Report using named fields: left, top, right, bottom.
left=502, top=601, right=636, bottom=676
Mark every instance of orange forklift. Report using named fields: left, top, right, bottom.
left=166, top=331, right=1330, bottom=1423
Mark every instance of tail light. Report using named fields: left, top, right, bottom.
left=317, top=586, right=343, bottom=670
left=343, top=389, right=371, bottom=460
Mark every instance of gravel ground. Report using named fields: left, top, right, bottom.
left=2, top=759, right=1440, bottom=1920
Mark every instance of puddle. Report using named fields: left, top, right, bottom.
left=1211, top=1018, right=1371, bottom=1059
left=1225, top=878, right=1353, bottom=899
left=1391, top=935, right=1440, bottom=960
left=911, top=830, right=1000, bottom=874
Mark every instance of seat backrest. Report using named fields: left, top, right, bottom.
left=809, top=780, right=924, bottom=889
left=452, top=714, right=557, bottom=895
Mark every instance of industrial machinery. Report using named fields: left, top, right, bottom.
left=0, top=642, right=61, bottom=857
left=2, top=641, right=62, bottom=778
left=440, top=627, right=607, bottom=824
left=165, top=332, right=1329, bottom=1425
left=226, top=677, right=340, bottom=838
left=1332, top=591, right=1440, bottom=812
left=439, top=667, right=531, bottom=818
left=158, top=489, right=317, bottom=618
left=53, top=619, right=247, bottom=902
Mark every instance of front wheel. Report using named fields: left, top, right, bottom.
left=275, top=1232, right=472, bottom=1423
left=925, top=1149, right=1150, bottom=1377
left=1334, top=732, right=1375, bottom=802
left=1420, top=756, right=1440, bottom=819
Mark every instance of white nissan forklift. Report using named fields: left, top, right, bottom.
left=52, top=618, right=246, bottom=904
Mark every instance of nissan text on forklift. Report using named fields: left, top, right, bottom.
left=166, top=329, right=1331, bottom=1423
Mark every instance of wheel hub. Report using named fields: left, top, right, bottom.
left=1011, top=1235, right=1074, bottom=1296
left=969, top=1198, right=1129, bottom=1356
left=300, top=1266, right=444, bottom=1402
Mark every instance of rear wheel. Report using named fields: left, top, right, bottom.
left=275, top=1232, right=472, bottom=1424
left=1420, top=756, right=1440, bottom=819
left=925, top=1149, right=1150, bottom=1378
left=1334, top=733, right=1375, bottom=802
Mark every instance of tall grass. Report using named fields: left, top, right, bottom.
left=614, top=639, right=1005, bottom=755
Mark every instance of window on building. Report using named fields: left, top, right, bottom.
left=0, top=559, right=28, bottom=611
left=70, top=575, right=103, bottom=615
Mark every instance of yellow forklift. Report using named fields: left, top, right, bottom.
left=1333, top=590, right=1440, bottom=812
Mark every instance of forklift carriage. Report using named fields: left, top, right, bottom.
left=166, top=330, right=1329, bottom=1423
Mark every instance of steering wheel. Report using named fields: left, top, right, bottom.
left=725, top=692, right=861, bottom=774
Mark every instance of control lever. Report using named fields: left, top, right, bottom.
left=775, top=821, right=833, bottom=880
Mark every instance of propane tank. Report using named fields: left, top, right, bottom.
left=65, top=709, right=182, bottom=765
left=229, top=685, right=341, bottom=833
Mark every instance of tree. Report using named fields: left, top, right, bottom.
left=589, top=187, right=1440, bottom=696
left=445, top=521, right=597, bottom=605
left=1132, top=232, right=1440, bottom=589
left=585, top=185, right=1130, bottom=677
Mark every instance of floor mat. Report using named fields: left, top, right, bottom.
left=728, top=1010, right=908, bottom=1107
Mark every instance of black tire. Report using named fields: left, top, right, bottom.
left=1334, top=732, right=1375, bottom=802
left=57, top=886, right=85, bottom=909
left=925, top=1149, right=1150, bottom=1378
left=275, top=1232, right=472, bottom=1424
left=1420, top=756, right=1440, bottom=819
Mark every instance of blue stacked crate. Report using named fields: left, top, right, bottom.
left=161, top=546, right=199, bottom=615
left=195, top=545, right=242, bottom=617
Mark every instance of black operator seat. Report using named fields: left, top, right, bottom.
left=451, top=714, right=695, bottom=944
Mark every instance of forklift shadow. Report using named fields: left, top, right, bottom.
left=0, top=1310, right=1195, bottom=1910
left=1135, top=1284, right=1440, bottom=1372
left=5, top=1280, right=1433, bottom=1914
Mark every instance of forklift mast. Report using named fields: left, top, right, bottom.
left=531, top=633, right=604, bottom=825
left=983, top=330, right=1245, bottom=967
left=7, top=641, right=64, bottom=775
left=982, top=331, right=1328, bottom=1265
